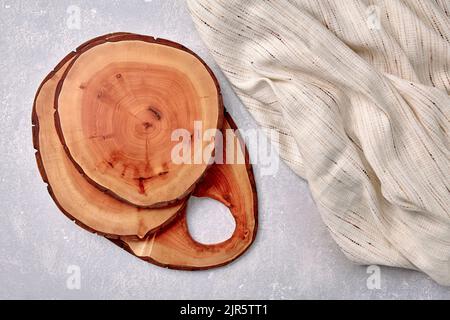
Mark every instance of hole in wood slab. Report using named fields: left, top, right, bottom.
left=186, top=197, right=236, bottom=245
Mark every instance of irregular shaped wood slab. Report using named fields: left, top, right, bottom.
left=54, top=33, right=223, bottom=208
left=32, top=33, right=185, bottom=238
left=112, top=113, right=258, bottom=270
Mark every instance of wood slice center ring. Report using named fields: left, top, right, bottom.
left=55, top=36, right=222, bottom=208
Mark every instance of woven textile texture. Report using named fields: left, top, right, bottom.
left=186, top=0, right=450, bottom=285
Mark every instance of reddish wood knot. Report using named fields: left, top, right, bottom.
left=116, top=73, right=122, bottom=79
left=134, top=176, right=152, bottom=194
left=147, top=107, right=162, bottom=120
left=142, top=122, right=152, bottom=129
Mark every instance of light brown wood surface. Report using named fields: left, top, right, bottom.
left=32, top=34, right=185, bottom=238
left=55, top=34, right=223, bottom=208
left=33, top=33, right=257, bottom=270
left=113, top=114, right=258, bottom=269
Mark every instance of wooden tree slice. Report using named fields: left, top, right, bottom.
left=112, top=113, right=258, bottom=270
left=32, top=33, right=185, bottom=239
left=55, top=34, right=223, bottom=208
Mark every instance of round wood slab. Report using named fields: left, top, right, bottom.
left=54, top=34, right=223, bottom=208
left=32, top=33, right=186, bottom=238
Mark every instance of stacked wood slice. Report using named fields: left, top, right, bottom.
left=32, top=33, right=258, bottom=270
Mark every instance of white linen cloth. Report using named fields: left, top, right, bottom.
left=186, top=0, right=450, bottom=285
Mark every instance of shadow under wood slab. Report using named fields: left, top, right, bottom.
left=113, top=114, right=258, bottom=270
left=32, top=33, right=186, bottom=239
left=54, top=33, right=223, bottom=208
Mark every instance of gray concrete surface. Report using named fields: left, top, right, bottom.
left=0, top=0, right=449, bottom=299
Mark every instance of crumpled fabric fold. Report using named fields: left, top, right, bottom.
left=187, top=0, right=450, bottom=285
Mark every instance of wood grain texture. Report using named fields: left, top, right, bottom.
left=33, top=33, right=257, bottom=269
left=112, top=113, right=258, bottom=270
left=32, top=33, right=185, bottom=239
left=54, top=34, right=223, bottom=208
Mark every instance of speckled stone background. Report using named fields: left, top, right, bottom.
left=1, top=0, right=449, bottom=299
